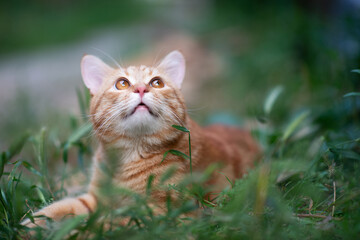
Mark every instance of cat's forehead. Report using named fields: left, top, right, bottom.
left=115, top=65, right=160, bottom=84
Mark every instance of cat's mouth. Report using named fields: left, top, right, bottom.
left=131, top=102, right=153, bottom=115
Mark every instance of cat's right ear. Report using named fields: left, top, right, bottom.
left=81, top=55, right=113, bottom=95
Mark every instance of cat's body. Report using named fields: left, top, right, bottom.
left=22, top=51, right=259, bottom=227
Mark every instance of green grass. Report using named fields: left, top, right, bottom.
left=1, top=81, right=360, bottom=239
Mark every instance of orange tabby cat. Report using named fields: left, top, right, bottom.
left=22, top=50, right=259, bottom=227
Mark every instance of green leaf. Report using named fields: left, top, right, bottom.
left=161, top=150, right=171, bottom=164
left=146, top=174, right=155, bottom=195
left=32, top=127, right=47, bottom=177
left=343, top=92, right=360, bottom=98
left=264, top=85, right=284, bottom=115
left=0, top=189, right=9, bottom=208
left=66, top=123, right=93, bottom=145
left=162, top=150, right=190, bottom=163
left=50, top=215, right=86, bottom=240
left=6, top=132, right=30, bottom=160
left=76, top=88, right=87, bottom=119
left=0, top=152, right=6, bottom=178
left=351, top=69, right=360, bottom=74
left=171, top=125, right=192, bottom=174
left=169, top=150, right=190, bottom=160
left=218, top=171, right=234, bottom=188
left=21, top=161, right=43, bottom=177
left=35, top=186, right=47, bottom=204
left=63, top=123, right=92, bottom=163
left=172, top=125, right=190, bottom=133
left=282, top=110, right=310, bottom=141
left=329, top=148, right=360, bottom=161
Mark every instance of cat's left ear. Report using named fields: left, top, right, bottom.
left=81, top=55, right=113, bottom=95
left=158, top=50, right=185, bottom=89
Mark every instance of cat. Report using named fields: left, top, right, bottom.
left=22, top=50, right=260, bottom=228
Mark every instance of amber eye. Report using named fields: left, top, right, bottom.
left=115, top=78, right=130, bottom=90
left=149, top=77, right=165, bottom=88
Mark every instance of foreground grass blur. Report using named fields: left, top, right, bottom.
left=1, top=79, right=360, bottom=239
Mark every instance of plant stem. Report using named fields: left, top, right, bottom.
left=188, top=133, right=192, bottom=175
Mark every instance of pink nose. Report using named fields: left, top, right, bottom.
left=134, top=86, right=148, bottom=98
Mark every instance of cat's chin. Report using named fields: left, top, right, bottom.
left=120, top=111, right=162, bottom=136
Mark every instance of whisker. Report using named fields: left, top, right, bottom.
left=187, top=105, right=208, bottom=113
left=167, top=109, right=186, bottom=128
left=91, top=104, right=123, bottom=138
left=91, top=47, right=121, bottom=68
left=149, top=97, right=186, bottom=127
left=152, top=49, right=166, bottom=68
left=91, top=98, right=140, bottom=139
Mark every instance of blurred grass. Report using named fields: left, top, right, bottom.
left=1, top=0, right=360, bottom=239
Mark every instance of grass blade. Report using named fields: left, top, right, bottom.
left=0, top=152, right=6, bottom=178
left=282, top=110, right=310, bottom=141
left=6, top=132, right=30, bottom=160
left=171, top=125, right=192, bottom=174
left=48, top=215, right=86, bottom=240
left=63, top=123, right=92, bottom=163
left=21, top=161, right=43, bottom=177
left=172, top=125, right=190, bottom=133
left=264, top=85, right=284, bottom=115
left=343, top=92, right=360, bottom=98
left=168, top=150, right=190, bottom=160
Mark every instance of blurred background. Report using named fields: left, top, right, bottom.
left=0, top=0, right=359, bottom=150
left=1, top=2, right=360, bottom=238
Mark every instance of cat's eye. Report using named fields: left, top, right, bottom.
left=115, top=78, right=131, bottom=90
left=149, top=77, right=165, bottom=89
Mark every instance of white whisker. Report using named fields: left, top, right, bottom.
left=91, top=47, right=121, bottom=68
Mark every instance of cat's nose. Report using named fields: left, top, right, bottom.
left=134, top=86, right=148, bottom=98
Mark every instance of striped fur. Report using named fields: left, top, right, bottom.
left=22, top=51, right=260, bottom=227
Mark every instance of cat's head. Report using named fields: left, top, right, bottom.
left=81, top=51, right=187, bottom=142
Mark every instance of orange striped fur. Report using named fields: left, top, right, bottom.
left=22, top=51, right=260, bottom=228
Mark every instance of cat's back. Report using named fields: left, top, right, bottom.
left=199, top=124, right=260, bottom=175
left=204, top=124, right=259, bottom=153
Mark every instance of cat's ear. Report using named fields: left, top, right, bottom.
left=81, top=55, right=113, bottom=95
left=158, top=50, right=185, bottom=88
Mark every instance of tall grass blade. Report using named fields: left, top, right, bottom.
left=171, top=125, right=192, bottom=174
left=6, top=132, right=30, bottom=160
left=63, top=123, right=92, bottom=163
left=0, top=153, right=6, bottom=178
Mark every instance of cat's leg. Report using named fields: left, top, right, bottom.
left=22, top=193, right=96, bottom=228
